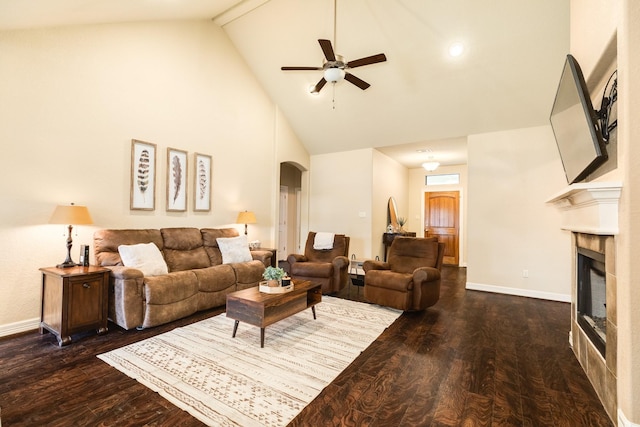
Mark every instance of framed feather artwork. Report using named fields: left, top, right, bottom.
left=166, top=147, right=188, bottom=212
left=130, top=139, right=157, bottom=211
left=193, top=153, right=212, bottom=212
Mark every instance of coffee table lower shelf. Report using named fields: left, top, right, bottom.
left=225, top=280, right=321, bottom=348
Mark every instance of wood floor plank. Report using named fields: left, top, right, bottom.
left=0, top=266, right=614, bottom=427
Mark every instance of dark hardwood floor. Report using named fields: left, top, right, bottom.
left=0, top=267, right=612, bottom=426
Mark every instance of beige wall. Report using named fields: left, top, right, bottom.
left=309, top=149, right=373, bottom=259
left=617, top=0, right=640, bottom=421
left=408, top=163, right=469, bottom=266
left=0, top=21, right=308, bottom=335
left=571, top=0, right=640, bottom=422
left=466, top=125, right=572, bottom=301
left=372, top=150, right=409, bottom=260
left=307, top=148, right=407, bottom=260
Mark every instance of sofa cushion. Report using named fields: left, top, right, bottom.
left=201, top=228, right=239, bottom=265
left=94, top=229, right=163, bottom=266
left=160, top=227, right=210, bottom=272
left=388, top=237, right=439, bottom=274
left=233, top=260, right=267, bottom=285
left=216, top=235, right=252, bottom=264
left=192, top=265, right=237, bottom=292
left=144, top=271, right=199, bottom=305
left=290, top=261, right=333, bottom=277
left=117, top=242, right=168, bottom=277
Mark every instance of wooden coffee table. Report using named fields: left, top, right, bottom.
left=226, top=280, right=322, bottom=347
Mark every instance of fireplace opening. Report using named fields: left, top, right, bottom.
left=577, top=247, right=606, bottom=357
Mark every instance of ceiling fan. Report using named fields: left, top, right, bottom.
left=280, top=1, right=387, bottom=93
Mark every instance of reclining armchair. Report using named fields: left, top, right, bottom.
left=287, top=232, right=350, bottom=294
left=363, top=236, right=445, bottom=311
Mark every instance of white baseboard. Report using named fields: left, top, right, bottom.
left=0, top=318, right=40, bottom=338
left=619, top=409, right=640, bottom=427
left=465, top=282, right=571, bottom=303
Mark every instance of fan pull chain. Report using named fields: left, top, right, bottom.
left=332, top=83, right=337, bottom=110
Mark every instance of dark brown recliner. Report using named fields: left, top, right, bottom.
left=363, top=236, right=445, bottom=311
left=287, top=232, right=350, bottom=294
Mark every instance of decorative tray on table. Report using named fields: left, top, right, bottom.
left=259, top=281, right=294, bottom=294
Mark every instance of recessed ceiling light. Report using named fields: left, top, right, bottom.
left=448, top=42, right=465, bottom=58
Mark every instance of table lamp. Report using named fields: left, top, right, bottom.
left=236, top=210, right=256, bottom=236
left=49, top=203, right=93, bottom=268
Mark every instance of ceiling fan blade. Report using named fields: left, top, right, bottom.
left=281, top=66, right=323, bottom=71
left=311, top=77, right=328, bottom=93
left=318, top=39, right=336, bottom=62
left=344, top=73, right=371, bottom=90
left=346, top=53, right=387, bottom=69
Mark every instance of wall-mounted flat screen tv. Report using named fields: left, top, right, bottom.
left=550, top=54, right=607, bottom=184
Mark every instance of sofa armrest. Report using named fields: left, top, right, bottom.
left=250, top=250, right=272, bottom=268
left=287, top=254, right=307, bottom=265
left=104, top=266, right=145, bottom=330
left=107, top=265, right=144, bottom=280
left=332, top=255, right=349, bottom=270
left=363, top=260, right=389, bottom=272
left=412, top=266, right=441, bottom=284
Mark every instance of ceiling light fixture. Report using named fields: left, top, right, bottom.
left=448, top=42, right=465, bottom=58
left=422, top=161, right=440, bottom=172
left=324, top=67, right=345, bottom=83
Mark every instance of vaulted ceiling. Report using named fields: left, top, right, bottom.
left=0, top=0, right=569, bottom=167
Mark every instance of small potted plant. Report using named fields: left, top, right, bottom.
left=262, top=266, right=286, bottom=287
left=397, top=216, right=407, bottom=232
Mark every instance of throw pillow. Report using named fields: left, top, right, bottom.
left=216, top=235, right=252, bottom=264
left=118, top=242, right=169, bottom=276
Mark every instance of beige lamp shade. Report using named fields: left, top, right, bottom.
left=49, top=204, right=93, bottom=225
left=49, top=203, right=93, bottom=268
left=237, top=210, right=256, bottom=236
left=236, top=211, right=256, bottom=225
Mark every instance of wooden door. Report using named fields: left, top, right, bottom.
left=425, top=191, right=460, bottom=265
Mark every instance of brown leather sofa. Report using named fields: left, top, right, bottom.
left=93, top=227, right=271, bottom=330
left=287, top=232, right=350, bottom=294
left=363, top=236, right=444, bottom=311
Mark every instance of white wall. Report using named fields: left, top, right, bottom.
left=0, top=21, right=308, bottom=334
left=466, top=125, right=572, bottom=301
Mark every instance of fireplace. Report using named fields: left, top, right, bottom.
left=576, top=247, right=606, bottom=357
left=546, top=182, right=621, bottom=422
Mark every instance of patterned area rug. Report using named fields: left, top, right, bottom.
left=98, top=296, right=401, bottom=427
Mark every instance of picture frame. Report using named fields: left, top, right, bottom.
left=193, top=153, right=212, bottom=212
left=166, top=147, right=188, bottom=212
left=130, top=139, right=157, bottom=211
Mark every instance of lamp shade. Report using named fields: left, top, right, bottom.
left=236, top=211, right=256, bottom=225
left=49, top=204, right=93, bottom=225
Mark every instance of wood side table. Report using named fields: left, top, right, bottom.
left=256, top=247, right=277, bottom=267
left=39, top=266, right=110, bottom=346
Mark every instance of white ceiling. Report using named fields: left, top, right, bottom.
left=0, top=0, right=569, bottom=168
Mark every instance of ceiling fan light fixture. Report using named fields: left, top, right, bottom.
left=324, top=67, right=345, bottom=83
left=422, top=161, right=440, bottom=172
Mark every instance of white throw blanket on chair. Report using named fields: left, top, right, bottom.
left=313, top=232, right=335, bottom=250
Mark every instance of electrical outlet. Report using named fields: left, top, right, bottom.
left=523, top=269, right=529, bottom=278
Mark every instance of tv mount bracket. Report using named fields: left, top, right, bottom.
left=597, top=69, right=617, bottom=143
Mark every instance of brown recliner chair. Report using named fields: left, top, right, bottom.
left=363, top=236, right=445, bottom=311
left=287, top=232, right=350, bottom=294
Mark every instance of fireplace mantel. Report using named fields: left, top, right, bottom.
left=546, top=182, right=622, bottom=235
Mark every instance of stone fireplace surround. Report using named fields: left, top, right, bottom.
left=547, top=182, right=622, bottom=423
